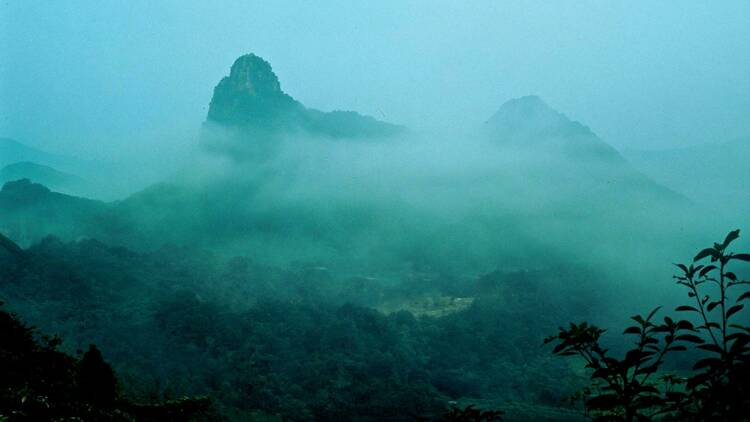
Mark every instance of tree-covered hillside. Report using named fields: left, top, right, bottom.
left=0, top=232, right=592, bottom=420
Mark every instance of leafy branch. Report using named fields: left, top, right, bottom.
left=546, top=229, right=750, bottom=421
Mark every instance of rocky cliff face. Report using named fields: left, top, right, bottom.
left=207, top=54, right=302, bottom=130
left=203, top=54, right=403, bottom=158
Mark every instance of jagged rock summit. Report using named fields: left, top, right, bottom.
left=207, top=54, right=298, bottom=129
left=205, top=53, right=403, bottom=145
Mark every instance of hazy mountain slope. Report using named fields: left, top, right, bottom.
left=0, top=138, right=156, bottom=200
left=202, top=54, right=405, bottom=159
left=624, top=136, right=750, bottom=215
left=0, top=92, right=697, bottom=276
left=1, top=161, right=86, bottom=193
left=0, top=138, right=79, bottom=169
left=486, top=96, right=624, bottom=162
left=0, top=179, right=108, bottom=246
left=0, top=66, right=696, bottom=279
left=483, top=95, right=686, bottom=210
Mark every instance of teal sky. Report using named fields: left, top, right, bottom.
left=2, top=1, right=749, bottom=157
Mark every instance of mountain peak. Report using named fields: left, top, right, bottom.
left=202, top=53, right=404, bottom=159
left=206, top=54, right=299, bottom=128
left=485, top=95, right=626, bottom=162
left=227, top=54, right=283, bottom=97
left=501, top=95, right=549, bottom=111
left=487, top=95, right=569, bottom=131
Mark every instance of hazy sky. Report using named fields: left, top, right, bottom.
left=2, top=1, right=749, bottom=158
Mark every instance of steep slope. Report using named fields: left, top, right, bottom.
left=483, top=95, right=686, bottom=210
left=202, top=54, right=404, bottom=159
left=486, top=95, right=624, bottom=162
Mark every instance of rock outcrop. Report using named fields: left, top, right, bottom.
left=203, top=54, right=403, bottom=158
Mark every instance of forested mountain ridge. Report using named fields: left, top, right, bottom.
left=0, top=231, right=591, bottom=420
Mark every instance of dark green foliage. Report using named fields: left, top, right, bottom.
left=0, top=233, right=592, bottom=420
left=546, top=230, right=750, bottom=421
left=544, top=314, right=690, bottom=421
left=77, top=344, right=118, bottom=407
left=0, top=301, right=213, bottom=421
left=424, top=404, right=505, bottom=421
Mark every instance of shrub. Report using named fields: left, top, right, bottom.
left=545, top=230, right=750, bottom=421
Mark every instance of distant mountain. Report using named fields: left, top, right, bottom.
left=0, top=179, right=107, bottom=246
left=1, top=161, right=85, bottom=193
left=0, top=138, right=168, bottom=201
left=0, top=138, right=76, bottom=169
left=203, top=54, right=404, bottom=158
left=486, top=95, right=624, bottom=162
left=623, top=136, right=750, bottom=214
left=483, top=95, right=685, bottom=209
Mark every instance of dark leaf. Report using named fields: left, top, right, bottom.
left=730, top=253, right=750, bottom=262
left=623, top=326, right=641, bottom=335
left=726, top=332, right=750, bottom=343
left=725, top=272, right=737, bottom=281
left=699, top=265, right=717, bottom=277
left=722, top=229, right=740, bottom=248
left=676, top=320, right=696, bottom=331
left=694, top=248, right=718, bottom=262
left=646, top=306, right=662, bottom=321
left=726, top=304, right=744, bottom=319
left=737, top=292, right=750, bottom=302
left=707, top=301, right=722, bottom=312
left=675, top=305, right=699, bottom=313
left=631, top=315, right=645, bottom=325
